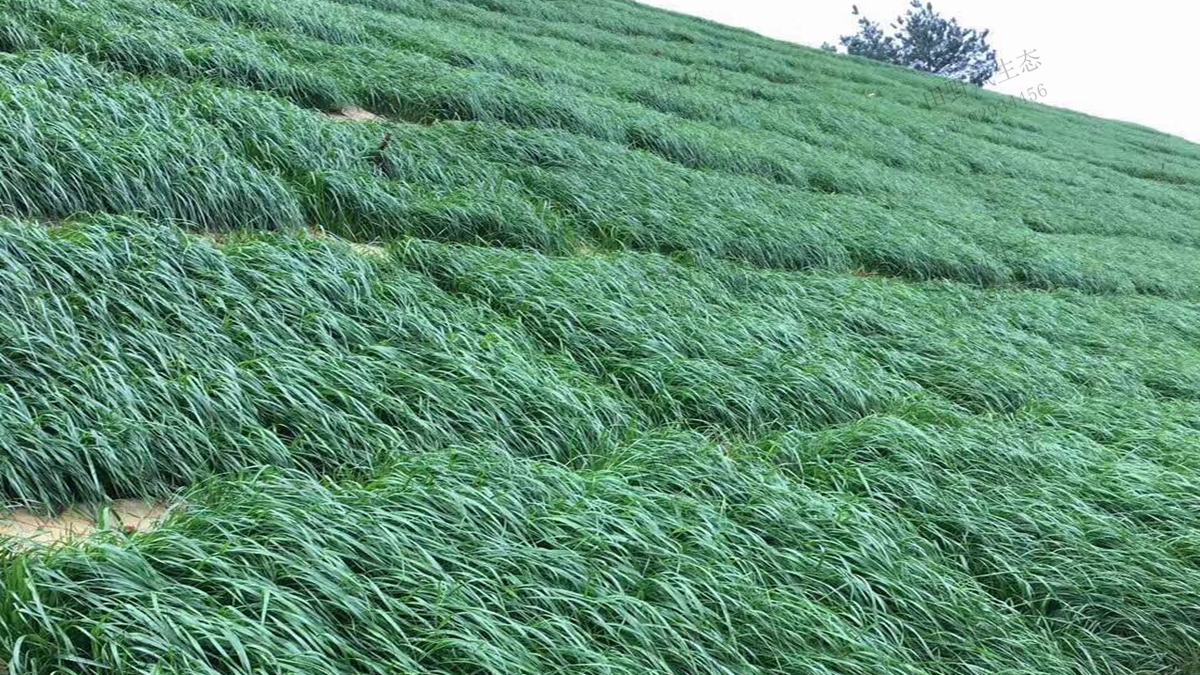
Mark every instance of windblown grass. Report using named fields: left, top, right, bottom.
left=0, top=216, right=633, bottom=506
left=3, top=0, right=1200, bottom=673
left=5, top=433, right=1200, bottom=674
left=1, top=0, right=1199, bottom=293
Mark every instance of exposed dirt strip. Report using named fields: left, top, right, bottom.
left=0, top=500, right=168, bottom=546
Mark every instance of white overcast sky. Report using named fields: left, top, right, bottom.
left=638, top=0, right=1200, bottom=144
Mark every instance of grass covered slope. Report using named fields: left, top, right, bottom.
left=3, top=0, right=1200, bottom=674
left=4, top=0, right=1200, bottom=293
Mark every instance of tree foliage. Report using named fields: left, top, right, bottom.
left=839, top=1, right=997, bottom=86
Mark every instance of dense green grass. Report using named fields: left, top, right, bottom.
left=4, top=0, right=1200, bottom=293
left=3, top=0, right=1200, bottom=673
left=6, top=430, right=1200, bottom=674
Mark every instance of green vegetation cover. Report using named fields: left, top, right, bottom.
left=2, top=0, right=1200, bottom=673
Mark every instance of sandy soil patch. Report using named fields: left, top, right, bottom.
left=326, top=106, right=386, bottom=122
left=305, top=226, right=387, bottom=258
left=0, top=500, right=168, bottom=546
left=349, top=241, right=387, bottom=257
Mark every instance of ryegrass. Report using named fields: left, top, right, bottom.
left=6, top=214, right=1200, bottom=672
left=3, top=0, right=1200, bottom=673
left=0, top=216, right=633, bottom=506
left=2, top=0, right=1200, bottom=293
left=5, top=432, right=1200, bottom=674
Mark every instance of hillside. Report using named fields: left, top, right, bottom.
left=3, top=0, right=1200, bottom=673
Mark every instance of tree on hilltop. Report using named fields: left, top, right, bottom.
left=834, top=1, right=997, bottom=86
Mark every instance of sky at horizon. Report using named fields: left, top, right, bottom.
left=637, top=0, right=1200, bottom=145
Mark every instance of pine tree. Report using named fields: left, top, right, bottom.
left=836, top=2, right=997, bottom=86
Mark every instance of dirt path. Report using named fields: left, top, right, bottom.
left=0, top=500, right=168, bottom=546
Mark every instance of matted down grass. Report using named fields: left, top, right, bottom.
left=3, top=0, right=1200, bottom=673
left=0, top=215, right=635, bottom=507
left=5, top=215, right=1200, bottom=673
left=5, top=434, right=1200, bottom=675
left=1, top=0, right=1200, bottom=294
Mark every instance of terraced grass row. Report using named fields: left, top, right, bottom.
left=0, top=216, right=633, bottom=506
left=4, top=0, right=1200, bottom=673
left=6, top=424, right=1200, bottom=674
left=1, top=0, right=1200, bottom=296
left=8, top=214, right=1200, bottom=512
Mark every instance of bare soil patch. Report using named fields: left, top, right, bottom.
left=305, top=226, right=386, bottom=258
left=0, top=500, right=169, bottom=546
left=326, top=106, right=386, bottom=122
left=349, top=241, right=387, bottom=257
